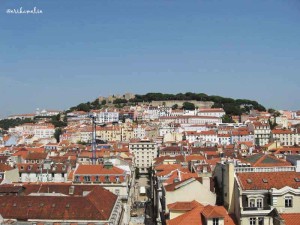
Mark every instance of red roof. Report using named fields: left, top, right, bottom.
left=167, top=205, right=236, bottom=225
left=280, top=213, right=300, bottom=225
left=272, top=129, right=294, bottom=134
left=168, top=200, right=203, bottom=211
left=236, top=171, right=300, bottom=190
left=0, top=163, right=14, bottom=172
left=74, top=164, right=125, bottom=175
left=0, top=186, right=117, bottom=221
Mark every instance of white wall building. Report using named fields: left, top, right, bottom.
left=34, top=124, right=55, bottom=139
left=198, top=108, right=226, bottom=118
left=97, top=109, right=119, bottom=123
left=129, top=140, right=158, bottom=173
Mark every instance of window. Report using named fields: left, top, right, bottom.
left=95, top=176, right=99, bottom=182
left=74, top=176, right=80, bottom=182
left=257, top=198, right=263, bottom=208
left=84, top=176, right=91, bottom=182
left=249, top=199, right=255, bottom=208
left=105, top=175, right=110, bottom=182
left=285, top=196, right=293, bottom=208
left=250, top=217, right=256, bottom=225
left=115, top=176, right=120, bottom=183
left=258, top=217, right=264, bottom=225
left=213, top=218, right=219, bottom=225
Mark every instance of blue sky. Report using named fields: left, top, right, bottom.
left=0, top=0, right=300, bottom=117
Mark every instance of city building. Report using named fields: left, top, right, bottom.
left=129, top=139, right=158, bottom=173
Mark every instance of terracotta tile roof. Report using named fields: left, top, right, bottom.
left=0, top=163, right=14, bottom=172
left=237, top=141, right=254, bottom=147
left=275, top=147, right=300, bottom=154
left=0, top=186, right=117, bottom=221
left=25, top=152, right=48, bottom=160
left=241, top=153, right=292, bottom=167
left=160, top=146, right=188, bottom=152
left=167, top=205, right=236, bottom=225
left=74, top=164, right=125, bottom=175
left=198, top=108, right=224, bottom=112
left=280, top=213, right=300, bottom=225
left=164, top=178, right=201, bottom=192
left=153, top=155, right=185, bottom=166
left=168, top=200, right=203, bottom=211
left=272, top=129, right=294, bottom=134
left=236, top=171, right=300, bottom=190
left=167, top=205, right=203, bottom=225
left=164, top=170, right=198, bottom=185
left=185, top=154, right=206, bottom=162
left=202, top=205, right=227, bottom=218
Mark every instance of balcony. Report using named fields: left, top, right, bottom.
left=241, top=206, right=272, bottom=215
left=243, top=206, right=271, bottom=211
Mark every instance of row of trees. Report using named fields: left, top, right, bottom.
left=67, top=99, right=103, bottom=113
left=0, top=118, right=34, bottom=130
left=129, top=92, right=266, bottom=115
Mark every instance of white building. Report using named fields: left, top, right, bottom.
left=271, top=129, right=300, bottom=146
left=133, top=125, right=146, bottom=139
left=18, top=163, right=69, bottom=182
left=129, top=140, right=158, bottom=173
left=198, top=108, right=226, bottom=118
left=97, top=109, right=119, bottom=123
left=248, top=122, right=271, bottom=146
left=34, top=124, right=55, bottom=139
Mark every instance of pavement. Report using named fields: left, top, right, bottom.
left=129, top=175, right=156, bottom=225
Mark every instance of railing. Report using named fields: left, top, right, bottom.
left=243, top=206, right=271, bottom=211
left=235, top=166, right=295, bottom=173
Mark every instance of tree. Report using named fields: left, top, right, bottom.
left=182, top=102, right=195, bottom=110
left=268, top=108, right=276, bottom=114
left=268, top=119, right=278, bottom=130
left=222, top=115, right=234, bottom=123
left=0, top=118, right=34, bottom=130
left=77, top=140, right=88, bottom=145
left=113, top=98, right=128, bottom=104
left=172, top=104, right=178, bottom=110
left=50, top=115, right=67, bottom=128
left=101, top=100, right=107, bottom=105
left=91, top=99, right=101, bottom=109
left=76, top=103, right=90, bottom=112
left=54, top=128, right=62, bottom=143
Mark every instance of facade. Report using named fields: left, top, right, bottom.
left=18, top=163, right=69, bottom=182
left=235, top=171, right=300, bottom=225
left=73, top=163, right=129, bottom=200
left=129, top=140, right=158, bottom=173
left=214, top=161, right=300, bottom=225
left=133, top=125, right=146, bottom=139
left=248, top=122, right=271, bottom=146
left=271, top=129, right=300, bottom=146
left=97, top=109, right=119, bottom=123
left=198, top=108, right=226, bottom=118
left=0, top=163, right=19, bottom=183
left=34, top=124, right=55, bottom=139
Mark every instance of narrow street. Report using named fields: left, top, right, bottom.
left=129, top=175, right=156, bottom=225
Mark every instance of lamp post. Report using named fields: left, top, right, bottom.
left=88, top=113, right=107, bottom=165
left=88, top=113, right=97, bottom=165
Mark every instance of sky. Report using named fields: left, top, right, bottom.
left=0, top=0, right=300, bottom=117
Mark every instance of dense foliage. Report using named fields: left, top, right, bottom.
left=0, top=118, right=34, bottom=130
left=66, top=92, right=266, bottom=116
left=67, top=99, right=102, bottom=113
left=129, top=92, right=266, bottom=115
